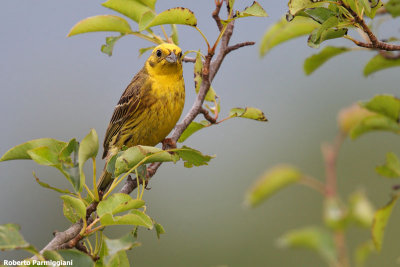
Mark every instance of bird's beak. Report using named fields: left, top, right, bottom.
left=165, top=52, right=177, bottom=63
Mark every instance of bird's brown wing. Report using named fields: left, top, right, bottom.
left=102, top=67, right=150, bottom=159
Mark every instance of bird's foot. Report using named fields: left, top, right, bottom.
left=162, top=138, right=176, bottom=150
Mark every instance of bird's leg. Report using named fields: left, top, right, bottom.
left=162, top=138, right=177, bottom=150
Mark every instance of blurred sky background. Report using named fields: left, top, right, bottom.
left=1, top=1, right=400, bottom=266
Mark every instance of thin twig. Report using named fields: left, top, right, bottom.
left=322, top=132, right=349, bottom=267
left=210, top=21, right=234, bottom=82
left=225, top=42, right=255, bottom=55
left=200, top=107, right=217, bottom=124
left=346, top=36, right=400, bottom=51
left=183, top=56, right=196, bottom=63
left=322, top=133, right=345, bottom=197
left=212, top=0, right=224, bottom=31
left=298, top=175, right=326, bottom=195
left=342, top=3, right=400, bottom=51
left=335, top=230, right=349, bottom=267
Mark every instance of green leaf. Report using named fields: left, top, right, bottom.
left=308, top=27, right=348, bottom=48
left=277, top=226, right=336, bottom=264
left=349, top=191, right=375, bottom=228
left=63, top=164, right=80, bottom=192
left=102, top=0, right=153, bottom=23
left=106, top=152, right=120, bottom=176
left=99, top=210, right=153, bottom=228
left=27, top=146, right=60, bottom=166
left=58, top=138, right=78, bottom=163
left=102, top=233, right=140, bottom=266
left=362, top=94, right=400, bottom=121
left=229, top=107, right=268, bottom=121
left=56, top=139, right=81, bottom=191
left=170, top=24, right=179, bottom=45
left=175, top=146, right=213, bottom=168
left=0, top=138, right=66, bottom=162
left=372, top=195, right=399, bottom=251
left=304, top=46, right=350, bottom=75
left=228, top=0, right=235, bottom=10
left=349, top=114, right=400, bottom=139
left=307, top=16, right=347, bottom=48
left=67, top=15, right=132, bottom=37
left=354, top=241, right=375, bottom=267
left=43, top=250, right=65, bottom=261
left=103, top=233, right=141, bottom=257
left=107, top=250, right=130, bottom=267
left=337, top=104, right=376, bottom=134
left=60, top=195, right=86, bottom=222
left=348, top=95, right=400, bottom=140
left=245, top=165, right=302, bottom=207
left=0, top=224, right=30, bottom=250
left=139, top=46, right=156, bottom=57
left=364, top=0, right=383, bottom=18
left=386, top=0, right=400, bottom=17
left=62, top=201, right=82, bottom=223
left=376, top=152, right=400, bottom=178
left=259, top=16, right=319, bottom=57
left=359, top=0, right=372, bottom=16
left=342, top=0, right=358, bottom=15
left=101, top=34, right=125, bottom=56
left=21, top=141, right=81, bottom=191
left=57, top=250, right=94, bottom=267
left=97, top=193, right=145, bottom=217
left=289, top=0, right=329, bottom=15
left=364, top=54, right=400, bottom=76
left=78, top=129, right=99, bottom=191
left=139, top=7, right=197, bottom=31
left=114, top=145, right=178, bottom=177
left=194, top=51, right=217, bottom=102
left=178, top=121, right=209, bottom=143
left=155, top=223, right=166, bottom=239
left=298, top=7, right=337, bottom=24
left=137, top=0, right=156, bottom=10
left=138, top=11, right=156, bottom=32
left=234, top=1, right=268, bottom=18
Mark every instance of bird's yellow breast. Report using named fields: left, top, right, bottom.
left=116, top=66, right=185, bottom=148
left=145, top=71, right=185, bottom=145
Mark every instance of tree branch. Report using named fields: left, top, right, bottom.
left=183, top=56, right=196, bottom=63
left=34, top=177, right=137, bottom=256
left=347, top=36, right=400, bottom=51
left=200, top=107, right=217, bottom=124
left=343, top=3, right=400, bottom=51
left=36, top=0, right=256, bottom=255
left=226, top=42, right=255, bottom=55
left=212, top=0, right=224, bottom=31
left=210, top=21, right=234, bottom=82
left=322, top=132, right=349, bottom=267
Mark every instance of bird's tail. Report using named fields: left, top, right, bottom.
left=97, top=167, right=113, bottom=193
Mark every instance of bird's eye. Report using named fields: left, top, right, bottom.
left=156, top=50, right=162, bottom=57
left=178, top=52, right=182, bottom=58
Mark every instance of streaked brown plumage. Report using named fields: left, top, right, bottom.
left=97, top=43, right=185, bottom=191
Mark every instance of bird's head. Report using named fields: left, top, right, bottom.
left=146, top=43, right=183, bottom=75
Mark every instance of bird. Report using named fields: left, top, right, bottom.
left=97, top=43, right=185, bottom=192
